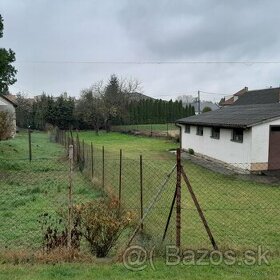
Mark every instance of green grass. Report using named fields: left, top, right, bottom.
left=75, top=131, right=280, bottom=253
left=78, top=130, right=178, bottom=159
left=0, top=132, right=101, bottom=250
left=0, top=131, right=62, bottom=160
left=112, top=123, right=178, bottom=134
left=0, top=260, right=280, bottom=280
left=0, top=130, right=280, bottom=279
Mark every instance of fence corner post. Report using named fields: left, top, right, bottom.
left=176, top=148, right=181, bottom=250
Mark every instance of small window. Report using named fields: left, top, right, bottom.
left=211, top=127, right=220, bottom=139
left=232, top=128, right=243, bottom=143
left=185, top=125, right=190, bottom=133
left=196, top=126, right=203, bottom=136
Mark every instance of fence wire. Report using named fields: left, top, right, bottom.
left=0, top=129, right=279, bottom=257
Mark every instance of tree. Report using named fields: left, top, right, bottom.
left=103, top=75, right=129, bottom=131
left=15, top=93, right=33, bottom=128
left=0, top=15, right=17, bottom=95
left=202, top=106, right=212, bottom=113
left=75, top=82, right=106, bottom=134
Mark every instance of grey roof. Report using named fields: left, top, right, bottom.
left=176, top=103, right=280, bottom=128
left=233, top=87, right=280, bottom=106
left=0, top=95, right=17, bottom=107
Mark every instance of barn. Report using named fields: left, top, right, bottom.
left=176, top=103, right=280, bottom=172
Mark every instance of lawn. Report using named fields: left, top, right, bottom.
left=75, top=130, right=280, bottom=253
left=111, top=123, right=179, bottom=136
left=0, top=131, right=101, bottom=250
left=1, top=260, right=280, bottom=280
left=0, top=130, right=280, bottom=279
left=77, top=130, right=178, bottom=159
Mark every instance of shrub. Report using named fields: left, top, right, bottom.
left=79, top=195, right=134, bottom=258
left=38, top=211, right=81, bottom=253
left=188, top=148, right=195, bottom=155
left=0, top=111, right=14, bottom=140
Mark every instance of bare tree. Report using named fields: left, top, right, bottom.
left=76, top=75, right=142, bottom=133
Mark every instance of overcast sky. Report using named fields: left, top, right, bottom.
left=1, top=0, right=280, bottom=101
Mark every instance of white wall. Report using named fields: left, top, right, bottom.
left=251, top=119, right=280, bottom=163
left=179, top=124, right=252, bottom=168
left=0, top=96, right=16, bottom=137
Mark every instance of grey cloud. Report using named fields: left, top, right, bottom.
left=0, top=0, right=280, bottom=100
left=119, top=0, right=280, bottom=59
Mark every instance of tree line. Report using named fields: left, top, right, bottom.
left=15, top=75, right=195, bottom=132
left=125, top=99, right=194, bottom=125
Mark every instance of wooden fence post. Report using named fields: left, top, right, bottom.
left=176, top=148, right=181, bottom=249
left=140, top=155, right=144, bottom=230
left=82, top=139, right=85, bottom=163
left=68, top=145, right=74, bottom=249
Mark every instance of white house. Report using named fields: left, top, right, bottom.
left=176, top=103, right=280, bottom=172
left=0, top=95, right=17, bottom=138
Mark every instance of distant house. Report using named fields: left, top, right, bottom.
left=219, top=86, right=280, bottom=107
left=0, top=95, right=17, bottom=138
left=233, top=87, right=280, bottom=106
left=176, top=103, right=280, bottom=172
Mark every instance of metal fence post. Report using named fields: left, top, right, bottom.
left=64, top=131, right=67, bottom=148
left=119, top=149, right=122, bottom=208
left=176, top=148, right=181, bottom=249
left=28, top=128, right=32, bottom=162
left=91, top=142, right=94, bottom=179
left=68, top=145, right=74, bottom=249
left=82, top=139, right=85, bottom=163
left=102, top=146, right=105, bottom=189
left=140, top=155, right=144, bottom=230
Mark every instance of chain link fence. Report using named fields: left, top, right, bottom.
left=111, top=123, right=179, bottom=139
left=0, top=129, right=279, bottom=259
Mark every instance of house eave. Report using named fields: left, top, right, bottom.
left=175, top=121, right=248, bottom=129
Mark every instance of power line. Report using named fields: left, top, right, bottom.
left=13, top=60, right=280, bottom=65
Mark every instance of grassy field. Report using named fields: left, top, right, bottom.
left=0, top=130, right=280, bottom=279
left=75, top=130, right=280, bottom=253
left=78, top=130, right=178, bottom=159
left=111, top=123, right=179, bottom=136
left=0, top=131, right=100, bottom=250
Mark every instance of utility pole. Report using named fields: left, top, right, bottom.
left=198, top=90, right=201, bottom=114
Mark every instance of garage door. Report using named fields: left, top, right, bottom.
left=268, top=126, right=280, bottom=170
